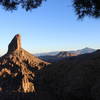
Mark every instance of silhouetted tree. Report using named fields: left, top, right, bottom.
left=0, top=0, right=45, bottom=11
left=73, top=0, right=100, bottom=18
left=0, top=0, right=100, bottom=18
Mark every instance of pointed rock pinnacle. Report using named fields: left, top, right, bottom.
left=8, top=34, right=21, bottom=53
left=0, top=34, right=49, bottom=93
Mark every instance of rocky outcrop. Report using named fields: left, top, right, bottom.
left=56, top=51, right=77, bottom=58
left=8, top=34, right=21, bottom=53
left=0, top=34, right=49, bottom=94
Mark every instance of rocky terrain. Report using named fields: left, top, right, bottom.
left=0, top=34, right=48, bottom=95
left=56, top=51, right=77, bottom=57
left=0, top=34, right=100, bottom=100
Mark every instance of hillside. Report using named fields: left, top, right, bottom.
left=56, top=51, right=77, bottom=57
left=37, top=50, right=100, bottom=100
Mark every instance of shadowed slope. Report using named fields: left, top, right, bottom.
left=38, top=50, right=100, bottom=100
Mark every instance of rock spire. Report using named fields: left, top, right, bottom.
left=0, top=34, right=49, bottom=93
left=8, top=34, right=21, bottom=53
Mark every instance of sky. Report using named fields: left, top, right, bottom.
left=0, top=0, right=100, bottom=55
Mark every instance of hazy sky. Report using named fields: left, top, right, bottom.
left=0, top=0, right=100, bottom=55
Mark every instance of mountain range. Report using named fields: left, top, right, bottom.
left=38, top=47, right=96, bottom=63
left=35, top=47, right=96, bottom=56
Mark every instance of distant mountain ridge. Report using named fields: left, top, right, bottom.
left=38, top=47, right=96, bottom=63
left=35, top=51, right=59, bottom=56
left=35, top=47, right=96, bottom=57
left=68, top=47, right=96, bottom=54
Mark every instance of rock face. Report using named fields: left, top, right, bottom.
left=0, top=34, right=49, bottom=93
left=56, top=51, right=77, bottom=58
left=8, top=34, right=21, bottom=53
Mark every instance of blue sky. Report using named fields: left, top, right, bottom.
left=0, top=0, right=100, bottom=55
